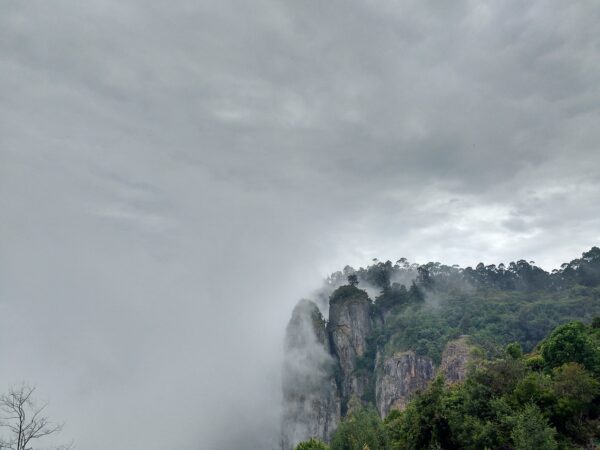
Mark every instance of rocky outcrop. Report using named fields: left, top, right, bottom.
left=328, top=288, right=372, bottom=410
left=281, top=300, right=341, bottom=450
left=280, top=290, right=479, bottom=449
left=375, top=351, right=435, bottom=418
left=439, top=336, right=474, bottom=384
left=281, top=297, right=479, bottom=447
left=374, top=337, right=477, bottom=418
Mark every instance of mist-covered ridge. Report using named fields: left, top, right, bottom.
left=282, top=247, right=600, bottom=449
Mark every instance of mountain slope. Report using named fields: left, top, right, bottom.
left=281, top=247, right=600, bottom=449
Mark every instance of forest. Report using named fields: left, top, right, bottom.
left=293, top=247, right=600, bottom=450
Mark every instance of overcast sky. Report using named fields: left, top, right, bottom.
left=1, top=1, right=600, bottom=449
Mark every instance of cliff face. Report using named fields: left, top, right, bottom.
left=375, top=351, right=435, bottom=417
left=439, top=336, right=473, bottom=384
left=281, top=292, right=476, bottom=447
left=281, top=300, right=341, bottom=450
left=374, top=338, right=475, bottom=417
left=327, top=289, right=372, bottom=410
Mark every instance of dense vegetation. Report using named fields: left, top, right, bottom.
left=294, top=247, right=600, bottom=449
left=295, top=320, right=600, bottom=450
left=377, top=284, right=600, bottom=364
left=330, top=285, right=370, bottom=306
left=328, top=247, right=600, bottom=365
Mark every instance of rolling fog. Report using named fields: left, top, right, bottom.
left=2, top=1, right=600, bottom=449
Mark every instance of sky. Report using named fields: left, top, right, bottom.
left=1, top=1, right=600, bottom=449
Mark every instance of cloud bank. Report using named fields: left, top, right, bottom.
left=1, top=1, right=600, bottom=449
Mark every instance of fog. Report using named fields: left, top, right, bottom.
left=1, top=1, right=600, bottom=449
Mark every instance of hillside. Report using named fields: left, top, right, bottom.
left=281, top=247, right=600, bottom=450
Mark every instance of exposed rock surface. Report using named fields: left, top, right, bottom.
left=281, top=293, right=478, bottom=448
left=281, top=300, right=341, bottom=450
left=375, top=351, right=435, bottom=418
left=374, top=337, right=476, bottom=418
left=439, top=336, right=474, bottom=383
left=327, top=288, right=372, bottom=409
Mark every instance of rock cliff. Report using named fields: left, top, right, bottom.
left=439, top=336, right=474, bottom=383
left=281, top=291, right=476, bottom=447
left=375, top=351, right=435, bottom=417
left=281, top=300, right=341, bottom=450
left=374, top=337, right=476, bottom=418
left=327, top=287, right=372, bottom=411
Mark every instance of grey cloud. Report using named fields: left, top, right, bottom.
left=1, top=1, right=600, bottom=449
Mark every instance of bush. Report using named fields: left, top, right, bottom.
left=541, top=322, right=600, bottom=374
left=331, top=404, right=388, bottom=450
left=330, top=285, right=369, bottom=305
left=510, top=404, right=558, bottom=450
left=295, top=438, right=331, bottom=450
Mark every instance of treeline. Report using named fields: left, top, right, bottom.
left=332, top=248, right=600, bottom=369
left=295, top=319, right=600, bottom=450
left=327, top=247, right=600, bottom=293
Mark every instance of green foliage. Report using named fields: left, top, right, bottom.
left=360, top=260, right=394, bottom=290
left=386, top=376, right=451, bottom=450
left=559, top=246, right=600, bottom=287
left=331, top=405, right=388, bottom=450
left=326, top=320, right=600, bottom=450
left=550, top=363, right=600, bottom=442
left=330, top=285, right=370, bottom=305
left=381, top=306, right=452, bottom=364
left=505, top=342, right=523, bottom=359
left=320, top=249, right=600, bottom=448
left=541, top=321, right=600, bottom=374
left=511, top=372, right=556, bottom=411
left=524, top=353, right=545, bottom=371
left=374, top=284, right=409, bottom=314
left=407, top=282, right=424, bottom=303
left=295, top=438, right=331, bottom=450
left=355, top=333, right=381, bottom=405
left=510, top=404, right=558, bottom=450
left=379, top=285, right=600, bottom=364
left=323, top=247, right=600, bottom=366
left=327, top=247, right=600, bottom=296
